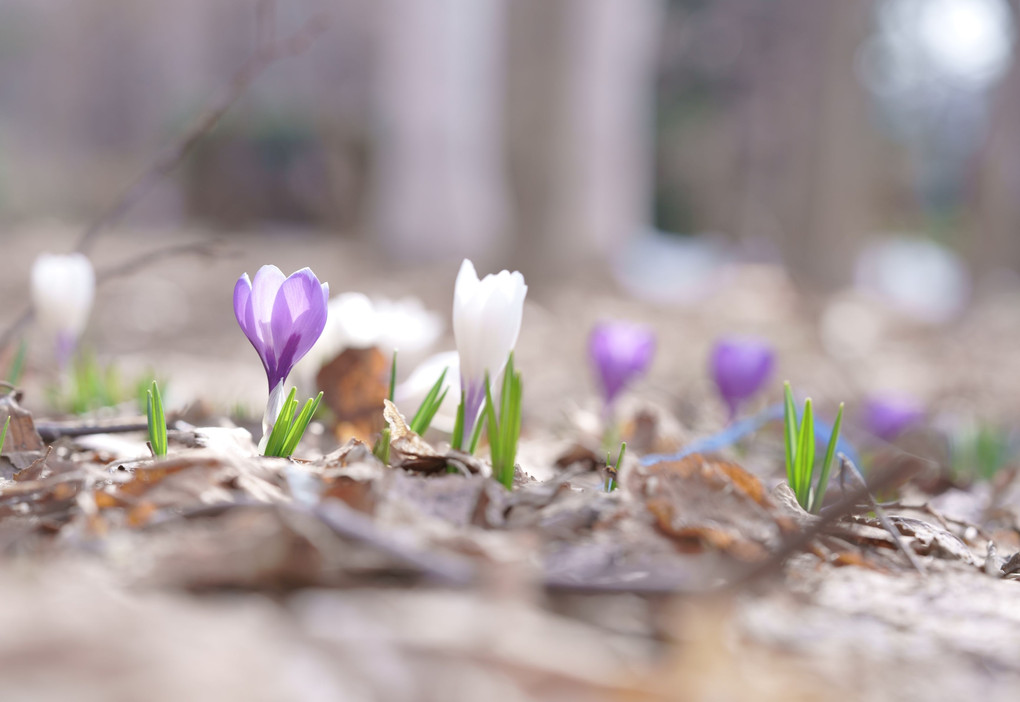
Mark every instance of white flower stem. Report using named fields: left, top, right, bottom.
left=259, top=380, right=287, bottom=453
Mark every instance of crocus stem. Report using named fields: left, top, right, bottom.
left=55, top=331, right=77, bottom=373
left=459, top=378, right=486, bottom=449
left=259, top=380, right=287, bottom=452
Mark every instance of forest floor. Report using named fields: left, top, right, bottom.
left=1, top=225, right=1020, bottom=701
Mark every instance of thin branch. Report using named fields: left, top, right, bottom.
left=95, top=240, right=234, bottom=285
left=74, top=11, right=330, bottom=255
left=726, top=459, right=920, bottom=590
left=0, top=8, right=330, bottom=355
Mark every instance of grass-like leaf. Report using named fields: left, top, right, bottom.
left=784, top=382, right=845, bottom=514
left=388, top=350, right=398, bottom=403
left=796, top=398, right=815, bottom=507
left=605, top=441, right=626, bottom=492
left=810, top=402, right=844, bottom=513
left=263, top=387, right=322, bottom=458
left=280, top=392, right=323, bottom=457
left=451, top=390, right=466, bottom=451
left=485, top=354, right=523, bottom=489
left=6, top=340, right=26, bottom=386
left=783, top=382, right=797, bottom=489
left=263, top=387, right=299, bottom=457
left=373, top=427, right=391, bottom=464
left=146, top=381, right=167, bottom=457
left=409, top=367, right=449, bottom=435
left=0, top=416, right=10, bottom=455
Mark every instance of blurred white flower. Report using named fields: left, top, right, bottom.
left=453, top=259, right=527, bottom=438
left=394, top=350, right=461, bottom=433
left=293, top=292, right=443, bottom=392
left=31, top=252, right=95, bottom=364
left=855, top=236, right=969, bottom=324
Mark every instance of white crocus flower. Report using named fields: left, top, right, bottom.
left=394, top=350, right=461, bottom=433
left=452, top=259, right=527, bottom=439
left=30, top=252, right=96, bottom=365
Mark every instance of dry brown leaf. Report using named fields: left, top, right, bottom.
left=0, top=393, right=46, bottom=474
left=634, top=454, right=782, bottom=561
left=317, top=347, right=388, bottom=442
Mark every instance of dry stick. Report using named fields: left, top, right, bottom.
left=35, top=419, right=153, bottom=442
left=716, top=460, right=919, bottom=593
left=0, top=10, right=331, bottom=355
left=879, top=499, right=995, bottom=544
left=835, top=454, right=927, bottom=575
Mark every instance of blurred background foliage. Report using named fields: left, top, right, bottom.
left=0, top=0, right=1017, bottom=291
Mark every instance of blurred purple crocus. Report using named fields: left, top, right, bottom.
left=234, top=265, right=329, bottom=436
left=710, top=336, right=774, bottom=421
left=589, top=321, right=656, bottom=413
left=864, top=395, right=925, bottom=441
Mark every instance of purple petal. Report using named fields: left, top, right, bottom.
left=589, top=321, right=656, bottom=406
left=710, top=336, right=774, bottom=417
left=233, top=274, right=255, bottom=342
left=864, top=395, right=925, bottom=441
left=267, top=268, right=329, bottom=387
left=250, top=265, right=287, bottom=347
left=234, top=265, right=329, bottom=390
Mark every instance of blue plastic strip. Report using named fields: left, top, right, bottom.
left=640, top=402, right=859, bottom=467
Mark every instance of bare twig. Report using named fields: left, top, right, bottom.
left=73, top=10, right=330, bottom=255
left=95, top=241, right=234, bottom=284
left=727, top=459, right=920, bottom=590
left=35, top=418, right=152, bottom=442
left=834, top=454, right=927, bottom=575
left=878, top=499, right=994, bottom=543
left=0, top=7, right=330, bottom=355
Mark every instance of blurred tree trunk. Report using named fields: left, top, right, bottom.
left=732, top=0, right=874, bottom=290
left=972, top=0, right=1020, bottom=278
left=371, top=0, right=509, bottom=263
left=506, top=0, right=666, bottom=278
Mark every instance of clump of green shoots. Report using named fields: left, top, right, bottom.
left=263, top=387, right=323, bottom=458
left=59, top=351, right=123, bottom=414
left=483, top=354, right=523, bottom=490
left=146, top=381, right=168, bottom=458
left=605, top=441, right=626, bottom=492
left=784, top=382, right=844, bottom=514
left=951, top=422, right=1014, bottom=483
left=409, top=366, right=450, bottom=435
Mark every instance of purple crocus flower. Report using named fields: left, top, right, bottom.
left=233, top=265, right=330, bottom=393
left=589, top=321, right=656, bottom=412
left=864, top=395, right=925, bottom=441
left=710, top=336, right=774, bottom=420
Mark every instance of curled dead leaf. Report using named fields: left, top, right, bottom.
left=317, top=347, right=388, bottom=442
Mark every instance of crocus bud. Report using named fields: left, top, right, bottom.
left=233, top=265, right=329, bottom=440
left=864, top=395, right=925, bottom=441
left=31, top=252, right=96, bottom=365
left=588, top=321, right=656, bottom=412
left=710, top=336, right=774, bottom=420
left=452, top=259, right=527, bottom=438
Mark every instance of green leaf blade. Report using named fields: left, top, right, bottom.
left=810, top=402, right=844, bottom=514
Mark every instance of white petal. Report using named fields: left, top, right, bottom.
left=31, top=253, right=96, bottom=337
left=258, top=380, right=287, bottom=452
left=452, top=262, right=527, bottom=387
